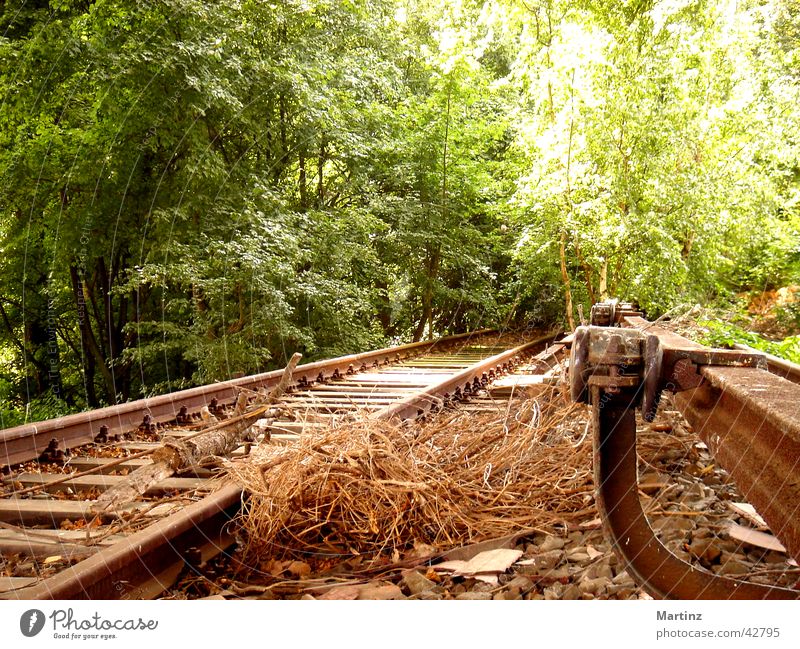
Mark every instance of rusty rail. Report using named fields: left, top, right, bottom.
left=571, top=303, right=800, bottom=599
left=0, top=330, right=493, bottom=468
left=379, top=333, right=557, bottom=420
left=623, top=316, right=800, bottom=572
left=17, top=485, right=242, bottom=600
left=733, top=342, right=800, bottom=385
left=4, top=330, right=555, bottom=600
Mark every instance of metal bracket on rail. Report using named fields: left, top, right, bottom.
left=571, top=324, right=766, bottom=422
left=570, top=308, right=798, bottom=599
left=588, top=299, right=643, bottom=327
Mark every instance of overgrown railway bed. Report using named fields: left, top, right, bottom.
left=2, top=310, right=799, bottom=601
left=0, top=330, right=563, bottom=599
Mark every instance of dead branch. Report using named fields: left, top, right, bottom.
left=92, top=354, right=303, bottom=513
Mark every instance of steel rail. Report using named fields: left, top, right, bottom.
left=622, top=316, right=800, bottom=570
left=573, top=313, right=800, bottom=598
left=7, top=331, right=553, bottom=600
left=16, top=484, right=242, bottom=600
left=378, top=332, right=557, bottom=420
left=1, top=330, right=493, bottom=467
left=733, top=342, right=800, bottom=385
left=591, top=387, right=797, bottom=599
left=674, top=368, right=800, bottom=564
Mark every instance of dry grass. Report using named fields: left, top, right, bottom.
left=227, top=387, right=594, bottom=561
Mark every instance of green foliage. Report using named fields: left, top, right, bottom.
left=699, top=320, right=800, bottom=365
left=2, top=0, right=800, bottom=424
left=0, top=379, right=76, bottom=430
left=503, top=0, right=800, bottom=321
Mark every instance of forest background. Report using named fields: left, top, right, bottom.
left=1, top=0, right=798, bottom=425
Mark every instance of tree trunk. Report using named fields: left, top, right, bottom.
left=681, top=230, right=695, bottom=259
left=23, top=313, right=50, bottom=396
left=70, top=265, right=116, bottom=402
left=375, top=279, right=391, bottom=335
left=226, top=283, right=246, bottom=334
left=413, top=295, right=432, bottom=342
left=599, top=259, right=609, bottom=300
left=559, top=231, right=575, bottom=331
left=299, top=148, right=308, bottom=210
left=84, top=347, right=98, bottom=408
left=317, top=139, right=326, bottom=205
left=442, top=82, right=451, bottom=221
left=573, top=241, right=596, bottom=305
left=275, top=93, right=288, bottom=182
left=412, top=248, right=441, bottom=342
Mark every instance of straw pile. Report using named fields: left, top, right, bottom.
left=227, top=387, right=594, bottom=561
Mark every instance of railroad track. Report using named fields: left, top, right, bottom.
left=0, top=330, right=564, bottom=600
left=9, top=303, right=795, bottom=601
left=571, top=301, right=800, bottom=599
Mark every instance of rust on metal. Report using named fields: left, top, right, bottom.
left=622, top=316, right=800, bottom=568
left=13, top=483, right=242, bottom=600
left=3, top=329, right=555, bottom=600
left=0, top=329, right=494, bottom=467
left=591, top=388, right=797, bottom=599
left=378, top=333, right=557, bottom=421
left=572, top=314, right=800, bottom=599
left=734, top=342, right=800, bottom=385
left=674, top=367, right=800, bottom=569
